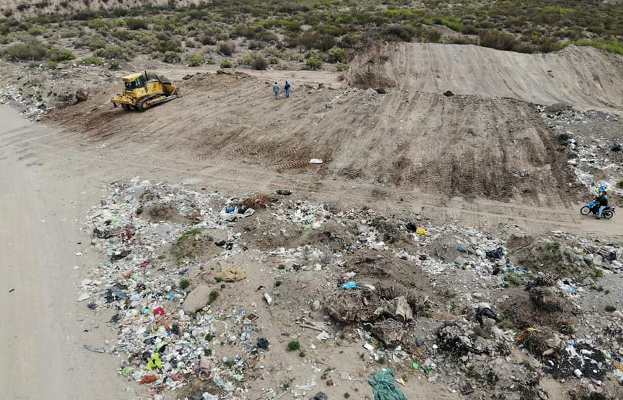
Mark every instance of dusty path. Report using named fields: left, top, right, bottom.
left=0, top=106, right=141, bottom=400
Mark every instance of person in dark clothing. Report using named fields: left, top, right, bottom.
left=284, top=80, right=291, bottom=98
left=596, top=190, right=609, bottom=218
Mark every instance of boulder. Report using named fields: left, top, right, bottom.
left=183, top=284, right=213, bottom=314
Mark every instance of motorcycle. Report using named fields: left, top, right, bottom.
left=580, top=199, right=615, bottom=219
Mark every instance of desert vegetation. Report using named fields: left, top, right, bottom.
left=0, top=0, right=621, bottom=71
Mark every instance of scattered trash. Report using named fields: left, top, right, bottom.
left=309, top=392, right=328, bottom=400
left=263, top=292, right=273, bottom=305
left=147, top=352, right=163, bottom=370
left=341, top=281, right=359, bottom=290
left=8, top=288, right=15, bottom=293
left=415, top=227, right=428, bottom=237
left=485, top=247, right=504, bottom=260
left=139, top=374, right=158, bottom=385
left=309, top=159, right=323, bottom=164
left=256, top=337, right=270, bottom=350
left=368, top=369, right=407, bottom=400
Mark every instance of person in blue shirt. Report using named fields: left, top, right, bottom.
left=273, top=82, right=280, bottom=98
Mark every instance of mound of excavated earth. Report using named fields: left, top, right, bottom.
left=48, top=69, right=579, bottom=203
left=360, top=43, right=623, bottom=111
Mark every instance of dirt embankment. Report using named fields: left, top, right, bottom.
left=48, top=69, right=578, bottom=204
left=353, top=43, right=623, bottom=112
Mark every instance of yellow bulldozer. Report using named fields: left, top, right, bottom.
left=112, top=71, right=178, bottom=111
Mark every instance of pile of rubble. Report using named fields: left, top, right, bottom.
left=81, top=180, right=623, bottom=399
left=538, top=103, right=623, bottom=197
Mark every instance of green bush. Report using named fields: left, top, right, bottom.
left=382, top=24, right=416, bottom=41
left=327, top=47, right=347, bottom=63
left=218, top=41, right=236, bottom=56
left=109, top=60, right=121, bottom=70
left=435, top=16, right=464, bottom=32
left=220, top=59, right=233, bottom=68
left=572, top=39, right=623, bottom=55
left=27, top=24, right=45, bottom=36
left=158, top=37, right=182, bottom=53
left=298, top=31, right=336, bottom=51
left=251, top=55, right=268, bottom=70
left=79, top=56, right=104, bottom=66
left=163, top=51, right=181, bottom=63
left=78, top=34, right=107, bottom=51
left=479, top=30, right=520, bottom=51
left=305, top=54, right=323, bottom=70
left=187, top=52, right=204, bottom=66
left=95, top=46, right=127, bottom=60
left=125, top=18, right=148, bottom=30
left=48, top=47, right=75, bottom=62
left=287, top=340, right=301, bottom=352
left=4, top=40, right=48, bottom=61
left=198, top=33, right=216, bottom=45
left=336, top=63, right=349, bottom=72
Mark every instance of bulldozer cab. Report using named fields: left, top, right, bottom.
left=123, top=73, right=148, bottom=91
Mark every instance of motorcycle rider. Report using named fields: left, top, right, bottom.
left=595, top=189, right=609, bottom=219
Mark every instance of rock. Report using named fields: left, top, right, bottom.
left=370, top=319, right=405, bottom=347
left=374, top=88, right=387, bottom=94
left=611, top=143, right=622, bottom=152
left=75, top=89, right=88, bottom=103
left=202, top=393, right=218, bottom=400
left=110, top=248, right=131, bottom=261
left=311, top=299, right=321, bottom=311
left=443, top=90, right=455, bottom=97
left=182, top=284, right=213, bottom=314
left=276, top=189, right=292, bottom=196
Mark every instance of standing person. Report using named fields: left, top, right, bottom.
left=273, top=81, right=280, bottom=98
left=284, top=80, right=291, bottom=98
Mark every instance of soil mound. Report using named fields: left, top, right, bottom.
left=357, top=43, right=623, bottom=111
left=48, top=69, right=578, bottom=203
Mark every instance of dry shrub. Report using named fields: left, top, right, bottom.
left=348, top=46, right=396, bottom=90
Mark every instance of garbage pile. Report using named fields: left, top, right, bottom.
left=0, top=84, right=49, bottom=120
left=81, top=180, right=623, bottom=399
left=538, top=104, right=623, bottom=196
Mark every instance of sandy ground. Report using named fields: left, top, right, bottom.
left=0, top=105, right=142, bottom=399
left=377, top=43, right=623, bottom=111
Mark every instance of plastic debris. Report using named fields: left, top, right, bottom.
left=341, top=281, right=359, bottom=290
left=147, top=352, right=163, bottom=370
left=368, top=369, right=407, bottom=400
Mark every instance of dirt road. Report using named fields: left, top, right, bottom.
left=0, top=105, right=141, bottom=400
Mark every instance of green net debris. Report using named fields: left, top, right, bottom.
left=368, top=368, right=407, bottom=400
